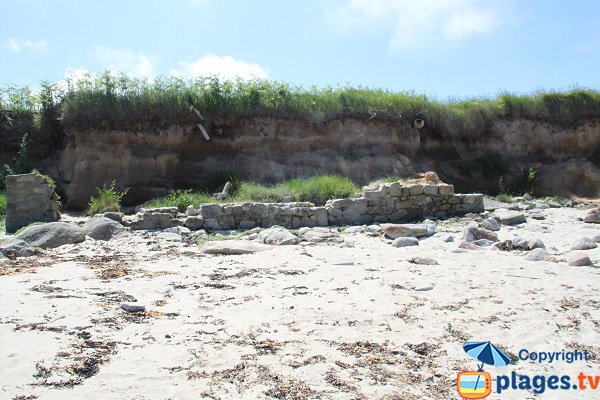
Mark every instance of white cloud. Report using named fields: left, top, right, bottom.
left=169, top=54, right=269, bottom=81
left=326, top=0, right=508, bottom=50
left=94, top=45, right=155, bottom=79
left=1, top=37, right=47, bottom=53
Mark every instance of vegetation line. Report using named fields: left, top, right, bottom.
left=1, top=74, right=600, bottom=139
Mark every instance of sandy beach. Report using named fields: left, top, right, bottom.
left=0, top=206, right=598, bottom=399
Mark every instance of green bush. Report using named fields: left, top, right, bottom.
left=144, top=190, right=217, bottom=212
left=87, top=182, right=128, bottom=215
left=280, top=175, right=359, bottom=204
left=0, top=192, right=6, bottom=217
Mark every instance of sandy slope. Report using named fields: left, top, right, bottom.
left=0, top=207, right=598, bottom=400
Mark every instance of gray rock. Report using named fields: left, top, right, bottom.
left=512, top=237, right=529, bottom=250
left=365, top=225, right=383, bottom=236
left=583, top=209, right=600, bottom=224
left=483, top=198, right=512, bottom=211
left=457, top=241, right=483, bottom=250
left=200, top=240, right=273, bottom=255
left=527, top=239, right=546, bottom=250
left=83, top=217, right=125, bottom=241
left=0, top=252, right=7, bottom=262
left=121, top=302, right=146, bottom=312
left=462, top=226, right=498, bottom=242
left=567, top=252, right=592, bottom=266
left=392, top=237, right=419, bottom=247
left=157, top=232, right=182, bottom=241
left=331, top=258, right=354, bottom=266
left=199, top=204, right=223, bottom=219
left=523, top=193, right=533, bottom=201
left=97, top=212, right=124, bottom=223
left=155, top=286, right=172, bottom=295
left=525, top=248, right=549, bottom=261
left=492, top=209, right=526, bottom=225
left=185, top=205, right=197, bottom=216
left=381, top=223, right=436, bottom=239
left=238, top=220, right=257, bottom=230
left=129, top=209, right=181, bottom=230
left=258, top=227, right=298, bottom=245
left=302, top=229, right=341, bottom=243
left=343, top=226, right=365, bottom=234
left=592, top=232, right=600, bottom=243
left=0, top=239, right=35, bottom=258
left=570, top=237, right=597, bottom=251
left=414, top=285, right=433, bottom=292
left=472, top=239, right=494, bottom=247
left=480, top=217, right=500, bottom=231
left=184, top=216, right=204, bottom=230
left=164, top=226, right=191, bottom=236
left=409, top=256, right=438, bottom=265
left=14, top=222, right=85, bottom=249
left=280, top=195, right=293, bottom=203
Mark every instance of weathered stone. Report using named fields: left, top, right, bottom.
left=461, top=226, right=498, bottom=242
left=592, top=232, right=600, bottom=243
left=129, top=211, right=180, bottom=230
left=200, top=240, right=272, bottom=255
left=422, top=185, right=438, bottom=195
left=365, top=225, right=383, bottom=235
left=438, top=184, right=454, bottom=196
left=583, top=209, right=600, bottom=223
left=83, top=217, right=125, bottom=241
left=480, top=218, right=500, bottom=231
left=343, top=226, right=364, bottom=234
left=525, top=248, right=549, bottom=261
left=157, top=232, right=182, bottom=241
left=199, top=204, right=223, bottom=219
left=408, top=184, right=423, bottom=196
left=164, top=226, right=191, bottom=236
left=566, top=252, right=592, bottom=266
left=527, top=239, right=546, bottom=250
left=14, top=222, right=85, bottom=249
left=98, top=211, right=124, bottom=224
left=313, top=207, right=328, bottom=227
left=5, top=173, right=61, bottom=233
left=409, top=256, right=438, bottom=265
left=492, top=209, right=526, bottom=225
left=392, top=237, right=419, bottom=247
left=472, top=239, right=494, bottom=247
left=184, top=216, right=204, bottom=230
left=0, top=239, right=35, bottom=258
left=381, top=223, right=435, bottom=239
left=258, top=227, right=298, bottom=245
left=185, top=205, right=197, bottom=216
left=121, top=302, right=145, bottom=312
left=238, top=220, right=257, bottom=230
left=570, top=237, right=597, bottom=250
left=202, top=218, right=220, bottom=231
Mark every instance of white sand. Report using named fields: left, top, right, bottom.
left=0, top=207, right=598, bottom=399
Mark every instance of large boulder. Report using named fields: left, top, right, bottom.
left=14, top=222, right=85, bottom=249
left=392, top=237, right=419, bottom=247
left=567, top=252, right=592, bottom=266
left=491, top=209, right=526, bottom=225
left=83, top=217, right=125, bottom=241
left=0, top=239, right=35, bottom=258
left=381, top=223, right=436, bottom=239
left=258, top=227, right=298, bottom=245
left=199, top=240, right=272, bottom=255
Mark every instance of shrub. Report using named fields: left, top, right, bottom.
left=144, top=190, right=217, bottom=212
left=0, top=192, right=6, bottom=217
left=280, top=175, right=359, bottom=204
left=87, top=182, right=128, bottom=215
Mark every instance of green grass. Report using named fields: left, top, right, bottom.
left=87, top=182, right=128, bottom=215
left=0, top=192, right=6, bottom=217
left=3, top=74, right=600, bottom=139
left=145, top=175, right=360, bottom=209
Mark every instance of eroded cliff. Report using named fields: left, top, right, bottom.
left=47, top=115, right=600, bottom=209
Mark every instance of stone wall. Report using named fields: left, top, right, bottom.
left=5, top=173, right=61, bottom=233
left=125, top=181, right=483, bottom=231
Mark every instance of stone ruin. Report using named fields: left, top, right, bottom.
left=5, top=172, right=61, bottom=233
left=122, top=181, right=484, bottom=231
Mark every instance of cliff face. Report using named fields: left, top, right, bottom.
left=50, top=116, right=600, bottom=209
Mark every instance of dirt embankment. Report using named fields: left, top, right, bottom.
left=30, top=115, right=600, bottom=209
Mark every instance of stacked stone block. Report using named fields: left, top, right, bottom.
left=5, top=173, right=61, bottom=233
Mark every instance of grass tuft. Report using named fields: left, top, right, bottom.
left=0, top=192, right=6, bottom=217
left=87, top=182, right=128, bottom=215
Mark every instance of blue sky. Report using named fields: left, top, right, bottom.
left=1, top=0, right=599, bottom=99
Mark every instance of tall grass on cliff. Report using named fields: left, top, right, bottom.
left=2, top=73, right=600, bottom=137
left=87, top=182, right=129, bottom=215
